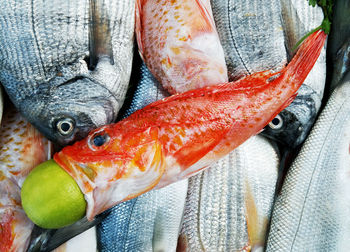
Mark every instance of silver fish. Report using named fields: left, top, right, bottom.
left=97, top=61, right=188, bottom=252
left=328, top=0, right=350, bottom=91
left=0, top=0, right=134, bottom=146
left=265, top=72, right=350, bottom=250
left=211, top=0, right=326, bottom=148
left=178, top=135, right=279, bottom=252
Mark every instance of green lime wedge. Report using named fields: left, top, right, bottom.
left=21, top=159, right=86, bottom=229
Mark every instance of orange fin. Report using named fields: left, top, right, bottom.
left=194, top=0, right=216, bottom=31
left=135, top=0, right=145, bottom=61
left=244, top=180, right=267, bottom=250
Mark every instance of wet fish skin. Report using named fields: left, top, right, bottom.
left=265, top=73, right=350, bottom=251
left=53, top=30, right=326, bottom=221
left=211, top=0, right=326, bottom=148
left=210, top=0, right=287, bottom=80
left=0, top=107, right=50, bottom=252
left=178, top=135, right=279, bottom=251
left=328, top=0, right=350, bottom=91
left=0, top=0, right=134, bottom=146
left=135, top=0, right=228, bottom=94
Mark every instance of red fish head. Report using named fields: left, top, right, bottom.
left=54, top=124, right=166, bottom=218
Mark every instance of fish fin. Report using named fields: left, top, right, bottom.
left=194, top=0, right=216, bottom=31
left=89, top=0, right=114, bottom=69
left=284, top=30, right=327, bottom=90
left=135, top=0, right=145, bottom=61
left=244, top=181, right=266, bottom=250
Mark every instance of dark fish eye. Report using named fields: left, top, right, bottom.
left=89, top=132, right=110, bottom=150
left=268, top=115, right=283, bottom=130
left=56, top=118, right=75, bottom=136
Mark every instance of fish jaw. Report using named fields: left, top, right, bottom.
left=136, top=0, right=228, bottom=94
left=54, top=126, right=166, bottom=220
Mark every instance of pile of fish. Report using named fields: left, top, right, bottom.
left=0, top=0, right=348, bottom=251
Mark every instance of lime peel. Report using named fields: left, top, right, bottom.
left=21, top=159, right=86, bottom=229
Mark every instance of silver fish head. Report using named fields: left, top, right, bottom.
left=20, top=76, right=118, bottom=146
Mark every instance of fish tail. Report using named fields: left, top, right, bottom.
left=283, top=30, right=326, bottom=89
left=135, top=0, right=145, bottom=60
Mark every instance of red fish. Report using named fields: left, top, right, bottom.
left=0, top=108, right=50, bottom=252
left=135, top=0, right=228, bottom=94
left=54, top=30, right=326, bottom=221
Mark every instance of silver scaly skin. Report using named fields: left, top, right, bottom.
left=0, top=0, right=134, bottom=146
left=97, top=62, right=188, bottom=252
left=266, top=70, right=350, bottom=251
left=211, top=0, right=326, bottom=148
left=178, top=135, right=279, bottom=251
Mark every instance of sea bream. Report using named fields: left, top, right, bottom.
left=211, top=0, right=326, bottom=148
left=53, top=30, right=326, bottom=221
left=266, top=55, right=350, bottom=251
left=97, top=61, right=188, bottom=252
left=0, top=107, right=50, bottom=252
left=0, top=0, right=135, bottom=146
left=178, top=135, right=279, bottom=251
left=135, top=0, right=228, bottom=94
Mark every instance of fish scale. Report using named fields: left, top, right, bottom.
left=0, top=0, right=135, bottom=145
left=179, top=135, right=279, bottom=251
left=266, top=71, right=350, bottom=251
left=210, top=0, right=287, bottom=80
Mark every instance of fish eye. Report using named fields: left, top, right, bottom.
left=268, top=115, right=283, bottom=130
left=56, top=118, right=75, bottom=136
left=88, top=132, right=110, bottom=150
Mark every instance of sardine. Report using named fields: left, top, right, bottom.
left=53, top=30, right=326, bottom=221
left=97, top=61, right=188, bottom=252
left=135, top=0, right=227, bottom=94
left=265, top=68, right=350, bottom=250
left=178, top=135, right=279, bottom=251
left=211, top=0, right=326, bottom=148
left=0, top=107, right=50, bottom=252
left=328, top=0, right=350, bottom=91
left=0, top=0, right=134, bottom=146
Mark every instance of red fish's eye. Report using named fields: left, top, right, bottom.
left=88, top=132, right=110, bottom=150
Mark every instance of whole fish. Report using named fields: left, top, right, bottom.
left=211, top=0, right=326, bottom=148
left=266, top=66, right=350, bottom=251
left=178, top=135, right=279, bottom=252
left=53, top=30, right=326, bottom=221
left=328, top=0, right=350, bottom=91
left=0, top=0, right=134, bottom=146
left=135, top=0, right=228, bottom=94
left=97, top=61, right=188, bottom=252
left=0, top=107, right=50, bottom=252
